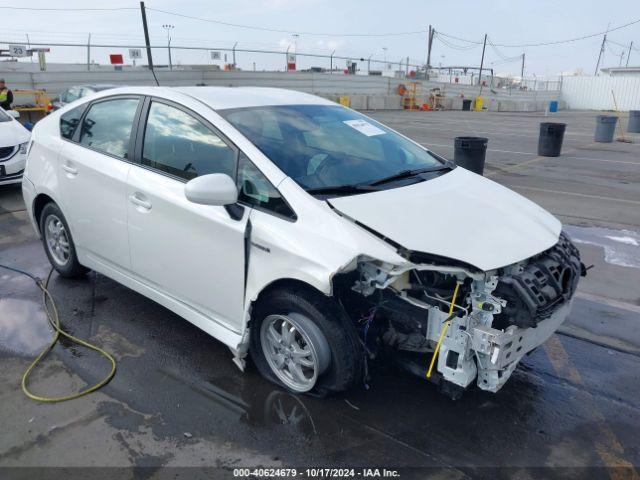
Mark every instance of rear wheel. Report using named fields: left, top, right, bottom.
left=39, top=202, right=88, bottom=278
left=250, top=287, right=364, bottom=395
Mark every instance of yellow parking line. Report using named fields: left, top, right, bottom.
left=544, top=336, right=639, bottom=479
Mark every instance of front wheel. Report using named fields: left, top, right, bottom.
left=250, top=288, right=364, bottom=395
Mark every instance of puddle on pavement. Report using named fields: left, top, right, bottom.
left=565, top=225, right=640, bottom=269
left=0, top=298, right=53, bottom=356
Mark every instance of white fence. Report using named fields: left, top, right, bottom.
left=561, top=76, right=640, bottom=111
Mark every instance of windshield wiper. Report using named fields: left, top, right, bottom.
left=367, top=163, right=453, bottom=187
left=306, top=184, right=379, bottom=196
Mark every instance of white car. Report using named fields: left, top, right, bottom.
left=22, top=87, right=584, bottom=397
left=0, top=108, right=30, bottom=186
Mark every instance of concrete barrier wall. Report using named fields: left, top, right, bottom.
left=1, top=68, right=560, bottom=112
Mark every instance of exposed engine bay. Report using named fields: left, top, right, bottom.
left=334, top=232, right=586, bottom=397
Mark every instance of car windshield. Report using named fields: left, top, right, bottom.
left=220, top=105, right=447, bottom=194
left=0, top=109, right=11, bottom=122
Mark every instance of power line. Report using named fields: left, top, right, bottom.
left=146, top=7, right=428, bottom=37
left=0, top=6, right=136, bottom=11
left=608, top=38, right=640, bottom=53
left=434, top=33, right=481, bottom=51
left=438, top=17, right=640, bottom=47
left=487, top=36, right=512, bottom=60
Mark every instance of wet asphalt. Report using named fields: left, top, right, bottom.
left=1, top=110, right=640, bottom=478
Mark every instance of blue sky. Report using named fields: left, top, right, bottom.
left=1, top=0, right=639, bottom=77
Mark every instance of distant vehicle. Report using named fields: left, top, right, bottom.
left=22, top=87, right=585, bottom=397
left=0, top=108, right=30, bottom=186
left=51, top=84, right=118, bottom=110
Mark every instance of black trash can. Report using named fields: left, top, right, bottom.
left=595, top=115, right=618, bottom=142
left=454, top=136, right=488, bottom=175
left=462, top=99, right=472, bottom=111
left=628, top=110, right=640, bottom=133
left=537, top=122, right=566, bottom=157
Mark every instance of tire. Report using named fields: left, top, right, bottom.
left=39, top=202, right=88, bottom=278
left=250, top=287, right=364, bottom=395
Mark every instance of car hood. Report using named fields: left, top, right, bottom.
left=0, top=119, right=30, bottom=148
left=328, top=167, right=561, bottom=271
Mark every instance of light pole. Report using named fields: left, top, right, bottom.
left=162, top=24, right=174, bottom=70
left=382, top=47, right=387, bottom=70
left=292, top=33, right=299, bottom=69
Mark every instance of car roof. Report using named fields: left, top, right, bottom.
left=172, top=87, right=335, bottom=110
left=83, top=86, right=337, bottom=111
left=68, top=84, right=118, bottom=91
left=88, top=84, right=119, bottom=91
left=174, top=86, right=335, bottom=110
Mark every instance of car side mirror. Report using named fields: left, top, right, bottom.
left=185, top=173, right=238, bottom=206
left=7, top=110, right=20, bottom=119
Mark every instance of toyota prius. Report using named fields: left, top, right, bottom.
left=22, top=87, right=585, bottom=397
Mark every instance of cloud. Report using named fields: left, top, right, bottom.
left=264, top=0, right=320, bottom=9
left=315, top=39, right=345, bottom=53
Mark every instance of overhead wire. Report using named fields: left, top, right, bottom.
left=0, top=6, right=136, bottom=12
left=146, top=7, right=428, bottom=37
left=434, top=32, right=482, bottom=51
left=437, top=17, right=640, bottom=47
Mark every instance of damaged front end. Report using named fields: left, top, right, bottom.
left=335, top=232, right=586, bottom=397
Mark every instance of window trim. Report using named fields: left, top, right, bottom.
left=69, top=94, right=145, bottom=163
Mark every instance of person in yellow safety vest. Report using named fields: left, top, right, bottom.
left=0, top=79, right=14, bottom=110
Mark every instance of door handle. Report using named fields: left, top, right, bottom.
left=129, top=194, right=152, bottom=211
left=61, top=164, right=78, bottom=175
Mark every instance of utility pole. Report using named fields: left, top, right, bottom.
left=406, top=56, right=409, bottom=76
left=478, top=33, right=487, bottom=86
left=140, top=2, right=154, bottom=72
left=594, top=33, right=607, bottom=75
left=520, top=53, right=525, bottom=78
left=426, top=25, right=434, bottom=79
left=87, top=33, right=91, bottom=71
left=627, top=41, right=634, bottom=67
left=232, top=42, right=238, bottom=69
left=26, top=34, right=33, bottom=63
left=285, top=45, right=290, bottom=71
left=162, top=24, right=174, bottom=70
left=330, top=50, right=335, bottom=74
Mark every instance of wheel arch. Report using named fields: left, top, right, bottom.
left=33, top=192, right=57, bottom=233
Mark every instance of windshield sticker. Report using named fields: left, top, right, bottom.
left=343, top=119, right=386, bottom=137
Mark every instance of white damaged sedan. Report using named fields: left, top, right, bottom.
left=22, top=87, right=585, bottom=397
